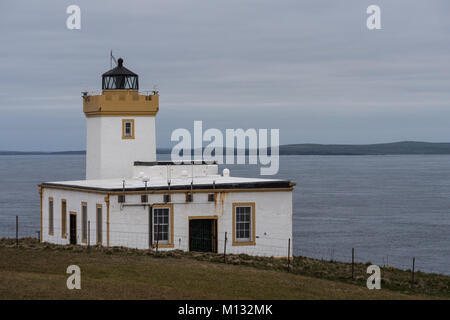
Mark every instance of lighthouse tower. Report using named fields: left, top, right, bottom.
left=83, top=58, right=159, bottom=180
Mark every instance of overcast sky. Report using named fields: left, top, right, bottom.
left=1, top=0, right=450, bottom=150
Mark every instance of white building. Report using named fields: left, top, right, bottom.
left=39, top=58, right=294, bottom=256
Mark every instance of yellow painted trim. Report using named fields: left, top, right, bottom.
left=61, top=199, right=67, bottom=239
left=154, top=243, right=175, bottom=249
left=83, top=91, right=159, bottom=117
left=122, top=119, right=135, bottom=140
left=39, top=187, right=43, bottom=242
left=48, top=197, right=54, bottom=236
left=81, top=202, right=88, bottom=243
left=151, top=204, right=174, bottom=249
left=188, top=215, right=218, bottom=220
left=86, top=111, right=158, bottom=117
left=232, top=202, right=256, bottom=246
left=39, top=184, right=293, bottom=195
left=105, top=196, right=110, bottom=247
left=96, top=204, right=103, bottom=245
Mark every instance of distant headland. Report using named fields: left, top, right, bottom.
left=2, top=141, right=450, bottom=156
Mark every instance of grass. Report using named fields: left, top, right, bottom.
left=0, top=238, right=448, bottom=300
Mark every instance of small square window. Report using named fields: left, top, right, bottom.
left=122, top=119, right=135, bottom=139
left=125, top=123, right=131, bottom=135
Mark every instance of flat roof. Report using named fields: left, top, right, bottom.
left=41, top=175, right=293, bottom=192
left=134, top=161, right=218, bottom=166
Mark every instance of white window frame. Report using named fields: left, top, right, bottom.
left=153, top=207, right=170, bottom=244
left=232, top=202, right=256, bottom=246
left=235, top=206, right=252, bottom=242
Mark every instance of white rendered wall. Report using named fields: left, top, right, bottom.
left=86, top=117, right=101, bottom=179
left=42, top=188, right=293, bottom=257
left=110, top=191, right=293, bottom=256
left=41, top=188, right=106, bottom=246
left=86, top=116, right=156, bottom=180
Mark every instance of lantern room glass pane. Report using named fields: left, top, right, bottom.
left=102, top=76, right=138, bottom=90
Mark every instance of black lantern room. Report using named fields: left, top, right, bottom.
left=102, top=58, right=139, bottom=90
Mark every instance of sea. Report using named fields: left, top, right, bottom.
left=0, top=154, right=448, bottom=275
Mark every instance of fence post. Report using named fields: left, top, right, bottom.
left=351, top=248, right=354, bottom=280
left=16, top=216, right=18, bottom=247
left=411, top=257, right=415, bottom=287
left=223, top=232, right=227, bottom=263
left=287, top=238, right=291, bottom=272
left=88, top=221, right=90, bottom=249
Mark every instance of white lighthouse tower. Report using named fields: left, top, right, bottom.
left=83, top=58, right=159, bottom=180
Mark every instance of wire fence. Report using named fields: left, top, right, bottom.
left=0, top=215, right=449, bottom=276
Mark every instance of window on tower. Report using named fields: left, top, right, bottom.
left=122, top=119, right=135, bottom=139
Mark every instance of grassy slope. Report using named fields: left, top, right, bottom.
left=0, top=243, right=445, bottom=300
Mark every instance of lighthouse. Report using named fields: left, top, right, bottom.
left=39, top=58, right=294, bottom=256
left=83, top=58, right=159, bottom=180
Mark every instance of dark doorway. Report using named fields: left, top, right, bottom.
left=69, top=213, right=77, bottom=245
left=189, top=219, right=217, bottom=253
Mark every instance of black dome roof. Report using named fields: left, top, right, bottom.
left=102, top=58, right=137, bottom=77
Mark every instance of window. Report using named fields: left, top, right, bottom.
left=152, top=204, right=174, bottom=248
left=232, top=203, right=256, bottom=246
left=124, top=122, right=132, bottom=135
left=48, top=197, right=54, bottom=235
left=82, top=202, right=88, bottom=243
left=153, top=208, right=169, bottom=243
left=236, top=207, right=251, bottom=240
left=122, top=119, right=135, bottom=139
left=61, top=199, right=67, bottom=238
left=96, top=205, right=102, bottom=245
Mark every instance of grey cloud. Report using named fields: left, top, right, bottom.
left=0, top=0, right=449, bottom=150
